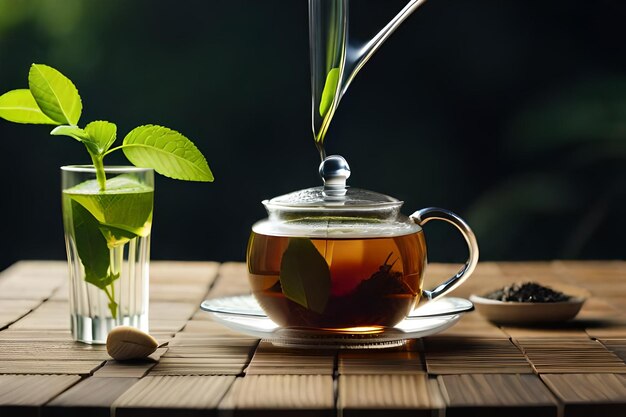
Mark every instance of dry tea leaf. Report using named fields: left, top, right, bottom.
left=106, top=326, right=159, bottom=360
left=483, top=282, right=570, bottom=302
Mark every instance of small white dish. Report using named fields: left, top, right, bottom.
left=200, top=295, right=474, bottom=349
left=470, top=294, right=586, bottom=325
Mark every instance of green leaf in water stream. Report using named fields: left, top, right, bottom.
left=319, top=67, right=340, bottom=118
left=279, top=237, right=331, bottom=314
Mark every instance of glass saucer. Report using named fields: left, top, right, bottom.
left=200, top=295, right=473, bottom=349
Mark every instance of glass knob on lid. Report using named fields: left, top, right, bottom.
left=319, top=155, right=350, bottom=198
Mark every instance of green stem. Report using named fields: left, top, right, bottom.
left=103, top=145, right=124, bottom=156
left=110, top=280, right=116, bottom=301
left=89, top=152, right=107, bottom=191
left=102, top=285, right=117, bottom=319
left=103, top=285, right=113, bottom=302
left=108, top=283, right=118, bottom=319
left=106, top=246, right=121, bottom=319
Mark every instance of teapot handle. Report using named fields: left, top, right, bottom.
left=410, top=207, right=479, bottom=300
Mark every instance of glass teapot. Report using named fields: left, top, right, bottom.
left=247, top=155, right=479, bottom=330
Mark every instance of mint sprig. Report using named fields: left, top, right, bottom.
left=0, top=64, right=213, bottom=319
left=0, top=63, right=213, bottom=189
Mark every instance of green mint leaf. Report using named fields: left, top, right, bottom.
left=94, top=272, right=119, bottom=293
left=279, top=237, right=331, bottom=314
left=122, top=124, right=213, bottom=182
left=85, top=120, right=117, bottom=154
left=99, top=224, right=140, bottom=248
left=65, top=175, right=154, bottom=240
left=28, top=63, right=82, bottom=125
left=70, top=200, right=112, bottom=290
left=0, top=89, right=59, bottom=125
left=51, top=125, right=89, bottom=141
left=50, top=125, right=100, bottom=156
left=319, top=67, right=340, bottom=117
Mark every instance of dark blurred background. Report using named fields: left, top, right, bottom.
left=1, top=0, right=625, bottom=271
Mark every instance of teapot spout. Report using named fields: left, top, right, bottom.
left=343, top=0, right=429, bottom=95
left=310, top=0, right=428, bottom=156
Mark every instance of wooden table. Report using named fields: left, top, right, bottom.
left=0, top=260, right=626, bottom=416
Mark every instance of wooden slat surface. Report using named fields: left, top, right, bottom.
left=45, top=377, right=139, bottom=417
left=0, top=359, right=105, bottom=374
left=9, top=301, right=71, bottom=330
left=338, top=350, right=426, bottom=375
left=0, top=261, right=66, bottom=301
left=424, top=337, right=534, bottom=374
left=112, top=375, right=235, bottom=417
left=515, top=338, right=626, bottom=374
left=338, top=374, right=443, bottom=416
left=0, top=329, right=73, bottom=342
left=0, top=260, right=625, bottom=416
left=0, top=299, right=42, bottom=329
left=246, top=341, right=335, bottom=375
left=541, top=373, right=626, bottom=417
left=219, top=374, right=335, bottom=416
left=93, top=359, right=157, bottom=378
left=438, top=373, right=558, bottom=417
left=0, top=374, right=81, bottom=417
left=0, top=341, right=109, bottom=360
left=600, top=339, right=626, bottom=362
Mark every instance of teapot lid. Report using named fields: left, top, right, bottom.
left=256, top=155, right=420, bottom=238
left=264, top=155, right=402, bottom=212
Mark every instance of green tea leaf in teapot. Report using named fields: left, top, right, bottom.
left=318, top=67, right=340, bottom=118
left=279, top=237, right=331, bottom=314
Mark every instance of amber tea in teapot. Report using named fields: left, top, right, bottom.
left=248, top=232, right=426, bottom=329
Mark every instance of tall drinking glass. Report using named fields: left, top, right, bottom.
left=61, top=165, right=154, bottom=344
